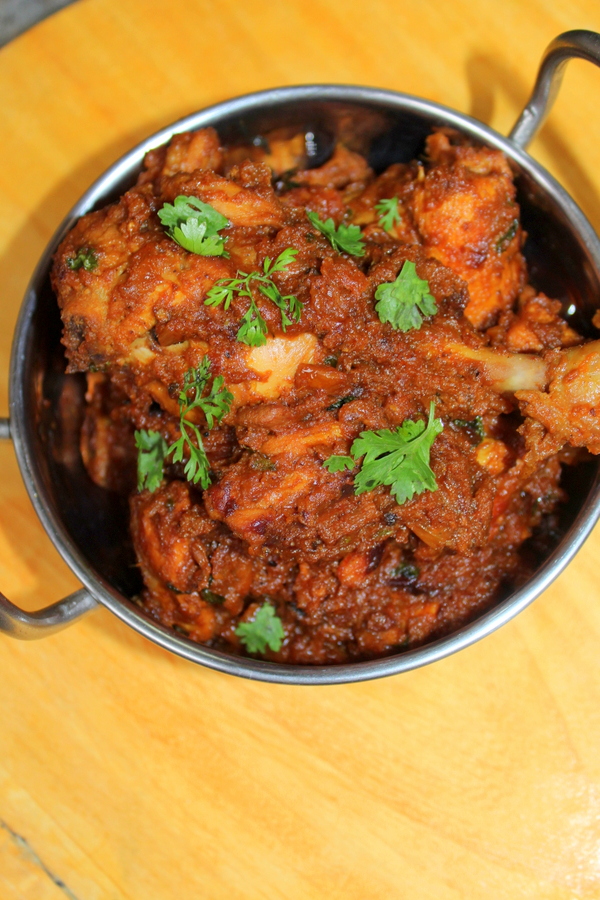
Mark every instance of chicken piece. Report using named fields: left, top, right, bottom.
left=203, top=450, right=406, bottom=562
left=233, top=333, right=319, bottom=403
left=488, top=286, right=582, bottom=352
left=204, top=458, right=325, bottom=552
left=139, top=128, right=224, bottom=186
left=445, top=343, right=547, bottom=392
left=294, top=143, right=373, bottom=190
left=80, top=373, right=137, bottom=491
left=223, top=131, right=309, bottom=176
left=279, top=184, right=348, bottom=223
left=52, top=136, right=320, bottom=414
left=347, top=161, right=421, bottom=243
left=410, top=130, right=527, bottom=329
left=52, top=182, right=230, bottom=380
left=446, top=339, right=600, bottom=453
left=517, top=342, right=600, bottom=454
left=131, top=480, right=258, bottom=639
left=161, top=162, right=285, bottom=229
left=132, top=479, right=215, bottom=596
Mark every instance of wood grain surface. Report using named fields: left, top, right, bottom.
left=2, top=1, right=600, bottom=897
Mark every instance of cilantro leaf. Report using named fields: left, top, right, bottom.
left=201, top=588, right=226, bottom=605
left=306, top=211, right=365, bottom=257
left=264, top=247, right=298, bottom=274
left=203, top=278, right=242, bottom=311
left=158, top=196, right=227, bottom=232
left=204, top=249, right=302, bottom=344
left=453, top=416, right=485, bottom=443
left=236, top=297, right=268, bottom=347
left=158, top=195, right=229, bottom=257
left=351, top=403, right=443, bottom=504
left=171, top=220, right=228, bottom=257
left=375, top=197, right=401, bottom=232
left=182, top=354, right=211, bottom=389
left=323, top=455, right=355, bottom=473
left=495, top=218, right=518, bottom=253
left=134, top=358, right=232, bottom=493
left=170, top=431, right=212, bottom=489
left=179, top=359, right=233, bottom=428
left=172, top=358, right=233, bottom=487
left=287, top=294, right=303, bottom=322
left=322, top=404, right=443, bottom=505
left=135, top=429, right=168, bottom=492
left=196, top=373, right=233, bottom=428
left=235, top=603, right=285, bottom=654
left=257, top=280, right=301, bottom=332
left=67, top=247, right=98, bottom=271
left=374, top=260, right=437, bottom=332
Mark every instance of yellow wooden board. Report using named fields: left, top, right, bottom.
left=2, top=1, right=600, bottom=897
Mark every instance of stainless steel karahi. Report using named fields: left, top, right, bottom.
left=2, top=30, right=600, bottom=684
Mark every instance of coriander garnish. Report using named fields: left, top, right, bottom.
left=305, top=210, right=365, bottom=256
left=235, top=603, right=285, bottom=654
left=158, top=195, right=229, bottom=257
left=134, top=356, right=233, bottom=492
left=374, top=260, right=437, bottom=333
left=326, top=395, right=356, bottom=411
left=170, top=358, right=233, bottom=487
left=453, top=416, right=485, bottom=442
left=204, top=248, right=302, bottom=347
left=135, top=430, right=168, bottom=493
left=322, top=455, right=355, bottom=473
left=67, top=247, right=98, bottom=271
left=495, top=219, right=518, bottom=254
left=375, top=197, right=401, bottom=232
left=201, top=589, right=226, bottom=605
left=324, top=402, right=443, bottom=505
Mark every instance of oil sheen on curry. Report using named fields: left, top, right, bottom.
left=51, top=125, right=600, bottom=664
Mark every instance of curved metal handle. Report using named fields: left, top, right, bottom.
left=509, top=30, right=600, bottom=150
left=0, top=418, right=99, bottom=638
left=0, top=587, right=99, bottom=639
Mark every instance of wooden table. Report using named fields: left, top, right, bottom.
left=2, top=2, right=600, bottom=897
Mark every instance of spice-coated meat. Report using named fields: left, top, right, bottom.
left=52, top=126, right=600, bottom=663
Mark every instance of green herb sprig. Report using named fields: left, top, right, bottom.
left=495, top=219, right=518, bottom=254
left=374, top=260, right=437, bottom=333
left=453, top=416, right=485, bottom=443
left=67, top=247, right=98, bottom=271
left=170, top=358, right=233, bottom=487
left=204, top=248, right=302, bottom=347
left=235, top=603, right=285, bottom=654
left=322, top=455, right=355, bottom=473
left=324, top=402, right=443, bottom=505
left=375, top=197, right=402, bottom=232
left=134, top=357, right=233, bottom=492
left=134, top=430, right=168, bottom=493
left=158, top=196, right=229, bottom=257
left=305, top=211, right=365, bottom=256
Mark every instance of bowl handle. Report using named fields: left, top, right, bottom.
left=509, top=30, right=600, bottom=150
left=0, top=587, right=99, bottom=639
left=0, top=416, right=100, bottom=638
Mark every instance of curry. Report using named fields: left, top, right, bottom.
left=51, top=126, right=600, bottom=663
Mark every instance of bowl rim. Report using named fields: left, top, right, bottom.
left=10, top=83, right=600, bottom=684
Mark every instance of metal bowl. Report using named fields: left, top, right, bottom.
left=2, top=30, right=600, bottom=684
